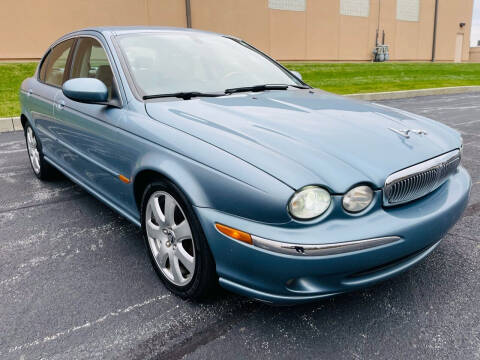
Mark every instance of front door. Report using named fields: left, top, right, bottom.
left=52, top=36, right=132, bottom=214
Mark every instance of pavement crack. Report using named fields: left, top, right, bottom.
left=124, top=299, right=262, bottom=360
left=6, top=294, right=171, bottom=355
left=0, top=193, right=86, bottom=214
left=154, top=317, right=235, bottom=360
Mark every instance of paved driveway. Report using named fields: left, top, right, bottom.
left=1, top=93, right=479, bottom=360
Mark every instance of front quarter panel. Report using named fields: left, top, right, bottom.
left=118, top=104, right=294, bottom=224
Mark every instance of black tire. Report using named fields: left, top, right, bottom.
left=24, top=123, right=55, bottom=180
left=141, top=179, right=218, bottom=300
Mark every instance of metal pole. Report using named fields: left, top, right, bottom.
left=432, top=0, right=439, bottom=62
left=185, top=0, right=192, bottom=28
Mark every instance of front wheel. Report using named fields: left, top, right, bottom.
left=141, top=180, right=217, bottom=300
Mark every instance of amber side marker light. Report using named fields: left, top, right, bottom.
left=119, top=174, right=130, bottom=184
left=215, top=223, right=252, bottom=245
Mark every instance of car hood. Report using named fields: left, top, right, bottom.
left=145, top=90, right=461, bottom=192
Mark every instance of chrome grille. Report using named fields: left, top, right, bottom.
left=383, top=149, right=461, bottom=206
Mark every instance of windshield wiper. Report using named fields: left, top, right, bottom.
left=288, top=84, right=311, bottom=89
left=224, top=84, right=309, bottom=94
left=143, top=92, right=223, bottom=100
left=143, top=84, right=311, bottom=100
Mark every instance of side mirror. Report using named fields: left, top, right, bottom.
left=290, top=70, right=302, bottom=81
left=62, top=78, right=108, bottom=104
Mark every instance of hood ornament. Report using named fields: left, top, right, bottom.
left=388, top=128, right=427, bottom=139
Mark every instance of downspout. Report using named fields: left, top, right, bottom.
left=376, top=0, right=381, bottom=46
left=185, top=0, right=192, bottom=28
left=432, top=0, right=439, bottom=62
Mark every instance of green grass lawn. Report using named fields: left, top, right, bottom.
left=0, top=62, right=37, bottom=118
left=1, top=62, right=480, bottom=117
left=282, top=62, right=480, bottom=94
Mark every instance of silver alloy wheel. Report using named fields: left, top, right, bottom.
left=26, top=127, right=41, bottom=174
left=146, top=191, right=196, bottom=286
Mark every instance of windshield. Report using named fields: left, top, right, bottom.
left=117, top=32, right=302, bottom=96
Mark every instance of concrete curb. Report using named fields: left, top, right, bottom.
left=1, top=86, right=479, bottom=133
left=0, top=116, right=22, bottom=133
left=344, top=86, right=480, bottom=101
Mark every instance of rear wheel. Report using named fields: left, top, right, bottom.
left=25, top=124, right=54, bottom=180
left=141, top=180, right=217, bottom=300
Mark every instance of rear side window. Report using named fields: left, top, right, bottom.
left=42, top=39, right=75, bottom=87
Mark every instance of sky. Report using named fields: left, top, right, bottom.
left=472, top=0, right=480, bottom=46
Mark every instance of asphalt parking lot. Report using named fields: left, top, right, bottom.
left=1, top=93, right=479, bottom=360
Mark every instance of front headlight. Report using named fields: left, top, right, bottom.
left=342, top=185, right=373, bottom=213
left=288, top=186, right=331, bottom=220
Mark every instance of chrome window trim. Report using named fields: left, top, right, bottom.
left=251, top=235, right=401, bottom=256
left=383, top=149, right=461, bottom=206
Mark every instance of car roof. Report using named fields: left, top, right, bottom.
left=69, top=26, right=221, bottom=37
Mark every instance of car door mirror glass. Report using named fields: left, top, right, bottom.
left=62, top=78, right=108, bottom=104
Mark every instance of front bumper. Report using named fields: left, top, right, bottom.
left=194, top=167, right=471, bottom=305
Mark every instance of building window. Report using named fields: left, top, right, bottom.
left=268, top=0, right=306, bottom=11
left=340, top=0, right=370, bottom=17
left=397, top=0, right=420, bottom=22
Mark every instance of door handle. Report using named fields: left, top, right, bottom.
left=56, top=100, right=65, bottom=110
left=27, top=89, right=33, bottom=97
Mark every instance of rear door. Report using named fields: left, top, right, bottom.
left=52, top=36, right=132, bottom=212
left=29, top=39, right=75, bottom=157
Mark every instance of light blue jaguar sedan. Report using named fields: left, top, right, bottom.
left=20, top=27, right=471, bottom=304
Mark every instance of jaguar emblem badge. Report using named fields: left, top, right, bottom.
left=388, top=128, right=428, bottom=139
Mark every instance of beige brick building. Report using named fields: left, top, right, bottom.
left=0, top=0, right=474, bottom=62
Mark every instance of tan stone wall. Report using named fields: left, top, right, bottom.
left=470, top=47, right=480, bottom=62
left=0, top=0, right=186, bottom=60
left=432, top=0, right=473, bottom=62
left=0, top=0, right=474, bottom=62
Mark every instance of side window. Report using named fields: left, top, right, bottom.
left=70, top=37, right=117, bottom=100
left=43, top=39, right=75, bottom=87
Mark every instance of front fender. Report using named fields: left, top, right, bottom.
left=115, top=103, right=295, bottom=224
left=132, top=146, right=294, bottom=224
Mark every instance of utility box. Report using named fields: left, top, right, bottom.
left=373, top=45, right=390, bottom=62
